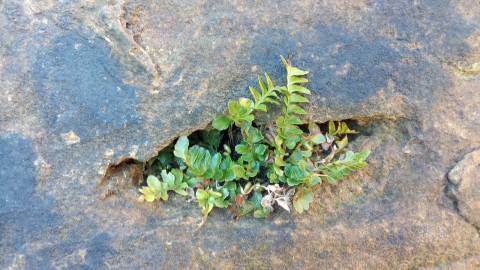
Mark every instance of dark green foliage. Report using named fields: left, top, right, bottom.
left=139, top=57, right=370, bottom=224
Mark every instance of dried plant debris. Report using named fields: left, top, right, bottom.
left=138, top=57, right=370, bottom=224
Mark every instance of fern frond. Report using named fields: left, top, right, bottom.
left=250, top=73, right=280, bottom=112
left=279, top=56, right=310, bottom=118
left=317, top=150, right=370, bottom=184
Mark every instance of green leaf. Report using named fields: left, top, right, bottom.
left=173, top=136, right=189, bottom=160
left=142, top=177, right=169, bottom=201
left=187, top=177, right=202, bottom=188
left=220, top=156, right=235, bottom=181
left=227, top=98, right=255, bottom=126
left=159, top=182, right=169, bottom=201
left=293, top=188, right=314, bottom=213
left=289, top=67, right=309, bottom=76
left=285, top=137, right=300, bottom=150
left=161, top=170, right=175, bottom=187
left=289, top=150, right=304, bottom=163
left=212, top=115, right=231, bottom=130
left=249, top=86, right=260, bottom=102
left=196, top=189, right=209, bottom=201
left=235, top=144, right=249, bottom=155
left=228, top=100, right=241, bottom=115
left=289, top=85, right=311, bottom=94
left=196, top=189, right=225, bottom=217
left=140, top=187, right=156, bottom=202
left=280, top=55, right=289, bottom=66
left=147, top=175, right=162, bottom=192
left=328, top=120, right=336, bottom=135
left=208, top=152, right=223, bottom=179
left=273, top=165, right=284, bottom=177
left=265, top=73, right=274, bottom=89
left=356, top=150, right=371, bottom=161
left=171, top=168, right=184, bottom=185
left=308, top=122, right=320, bottom=133
left=289, top=76, right=308, bottom=85
left=254, top=144, right=267, bottom=156
left=243, top=125, right=263, bottom=144
left=220, top=186, right=230, bottom=199
left=285, top=115, right=303, bottom=125
left=264, top=97, right=279, bottom=104
left=250, top=74, right=280, bottom=112
left=239, top=98, right=254, bottom=112
left=232, top=164, right=246, bottom=179
left=214, top=197, right=229, bottom=208
left=174, top=187, right=188, bottom=196
left=310, top=133, right=326, bottom=144
left=285, top=164, right=308, bottom=186
left=158, top=168, right=188, bottom=196
left=319, top=150, right=371, bottom=184
left=335, top=136, right=348, bottom=151
left=221, top=182, right=237, bottom=198
left=255, top=104, right=267, bottom=112
left=336, top=122, right=358, bottom=135
left=186, top=145, right=211, bottom=177
left=258, top=76, right=267, bottom=94
left=223, top=144, right=232, bottom=154
left=253, top=208, right=269, bottom=218
left=287, top=104, right=307, bottom=114
left=289, top=94, right=309, bottom=103
left=210, top=191, right=223, bottom=198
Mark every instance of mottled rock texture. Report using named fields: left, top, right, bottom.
left=448, top=150, right=480, bottom=230
left=1, top=0, right=480, bottom=269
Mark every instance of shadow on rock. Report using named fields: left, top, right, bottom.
left=33, top=32, right=142, bottom=140
left=0, top=134, right=115, bottom=269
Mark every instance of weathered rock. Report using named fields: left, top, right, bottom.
left=1, top=0, right=480, bottom=269
left=448, top=150, right=480, bottom=229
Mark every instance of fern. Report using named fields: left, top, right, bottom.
left=249, top=73, right=280, bottom=112
left=139, top=57, right=371, bottom=223
left=317, top=150, right=370, bottom=184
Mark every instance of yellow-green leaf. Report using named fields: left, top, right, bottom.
left=212, top=115, right=231, bottom=131
left=293, top=188, right=313, bottom=213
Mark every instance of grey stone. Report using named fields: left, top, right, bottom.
left=33, top=32, right=142, bottom=139
left=448, top=150, right=480, bottom=228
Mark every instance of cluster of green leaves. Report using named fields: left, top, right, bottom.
left=139, top=57, right=370, bottom=223
left=139, top=169, right=188, bottom=202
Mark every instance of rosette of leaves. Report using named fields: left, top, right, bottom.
left=235, top=125, right=268, bottom=178
left=139, top=169, right=188, bottom=202
left=173, top=135, right=243, bottom=184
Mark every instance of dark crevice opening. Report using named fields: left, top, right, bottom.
left=99, top=117, right=374, bottom=198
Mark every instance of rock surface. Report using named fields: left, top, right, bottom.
left=1, top=0, right=480, bottom=269
left=448, top=150, right=480, bottom=229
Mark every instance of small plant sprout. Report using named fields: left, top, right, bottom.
left=139, top=57, right=370, bottom=225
